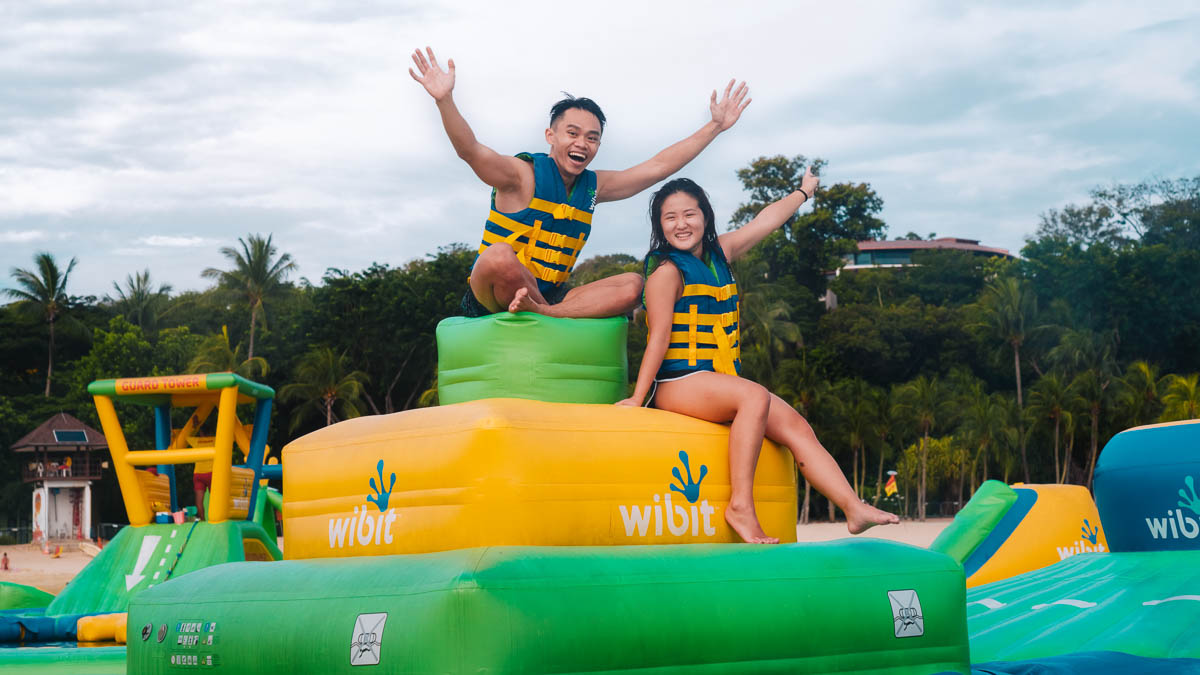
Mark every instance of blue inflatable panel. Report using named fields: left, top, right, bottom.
left=1094, top=420, right=1200, bottom=552
left=0, top=612, right=87, bottom=642
left=971, top=651, right=1200, bottom=674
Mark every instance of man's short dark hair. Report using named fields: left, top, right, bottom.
left=549, top=94, right=606, bottom=132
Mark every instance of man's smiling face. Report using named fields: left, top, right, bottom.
left=545, top=107, right=602, bottom=181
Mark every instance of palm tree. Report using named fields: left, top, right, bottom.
left=1027, top=373, right=1075, bottom=483
left=958, top=387, right=1007, bottom=493
left=975, top=276, right=1039, bottom=482
left=108, top=269, right=172, bottom=335
left=868, top=386, right=899, bottom=506
left=1050, top=328, right=1119, bottom=488
left=1160, top=374, right=1200, bottom=422
left=5, top=252, right=78, bottom=396
left=896, top=375, right=949, bottom=521
left=201, top=234, right=297, bottom=359
left=280, top=347, right=369, bottom=432
left=736, top=286, right=802, bottom=384
left=1117, top=361, right=1165, bottom=428
left=187, top=326, right=269, bottom=379
left=833, top=378, right=874, bottom=498
left=775, top=358, right=829, bottom=524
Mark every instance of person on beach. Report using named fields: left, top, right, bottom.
left=409, top=46, right=751, bottom=319
left=616, top=173, right=899, bottom=543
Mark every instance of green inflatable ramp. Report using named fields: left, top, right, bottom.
left=967, top=550, right=1200, bottom=661
left=129, top=541, right=969, bottom=674
left=436, top=313, right=628, bottom=405
left=46, top=520, right=281, bottom=617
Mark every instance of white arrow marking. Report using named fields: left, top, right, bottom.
left=125, top=535, right=161, bottom=590
left=1144, top=595, right=1200, bottom=606
left=969, top=598, right=1006, bottom=610
left=1031, top=598, right=1097, bottom=610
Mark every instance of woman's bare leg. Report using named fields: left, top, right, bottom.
left=764, top=393, right=898, bottom=534
left=655, top=372, right=779, bottom=544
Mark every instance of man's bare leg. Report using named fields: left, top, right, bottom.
left=508, top=273, right=643, bottom=318
left=469, top=243, right=546, bottom=313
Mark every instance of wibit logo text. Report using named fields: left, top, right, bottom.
left=1056, top=519, right=1106, bottom=559
left=328, top=460, right=398, bottom=549
left=619, top=451, right=718, bottom=538
left=1145, top=475, right=1200, bottom=541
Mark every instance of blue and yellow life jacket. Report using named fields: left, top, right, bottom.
left=653, top=248, right=741, bottom=379
left=475, top=152, right=597, bottom=297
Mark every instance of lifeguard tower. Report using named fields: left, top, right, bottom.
left=88, top=372, right=280, bottom=530
left=11, top=412, right=106, bottom=544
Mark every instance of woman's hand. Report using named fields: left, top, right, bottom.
left=409, top=47, right=455, bottom=102
left=614, top=397, right=642, bottom=407
left=799, top=166, right=819, bottom=198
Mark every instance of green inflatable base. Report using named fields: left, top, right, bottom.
left=968, top=550, right=1200, bottom=661
left=0, top=645, right=125, bottom=673
left=129, top=541, right=969, bottom=674
left=436, top=312, right=628, bottom=405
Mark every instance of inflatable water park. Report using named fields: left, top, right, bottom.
left=2, top=312, right=1199, bottom=673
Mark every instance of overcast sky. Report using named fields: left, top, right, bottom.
left=2, top=1, right=1198, bottom=299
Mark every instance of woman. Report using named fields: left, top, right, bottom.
left=616, top=172, right=898, bottom=543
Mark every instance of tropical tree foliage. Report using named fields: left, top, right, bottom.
left=201, top=234, right=297, bottom=359
left=2, top=169, right=1199, bottom=529
left=279, top=347, right=370, bottom=432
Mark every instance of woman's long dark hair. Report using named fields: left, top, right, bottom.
left=644, top=177, right=722, bottom=276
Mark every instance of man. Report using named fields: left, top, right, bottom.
left=409, top=46, right=750, bottom=318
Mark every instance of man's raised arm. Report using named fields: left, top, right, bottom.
left=594, top=80, right=750, bottom=204
left=409, top=47, right=528, bottom=194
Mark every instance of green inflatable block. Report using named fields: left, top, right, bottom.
left=0, top=581, right=55, bottom=611
left=128, top=541, right=969, bottom=674
left=437, top=312, right=628, bottom=405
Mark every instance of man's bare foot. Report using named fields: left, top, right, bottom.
left=725, top=502, right=780, bottom=544
left=846, top=501, right=900, bottom=535
left=508, top=287, right=547, bottom=314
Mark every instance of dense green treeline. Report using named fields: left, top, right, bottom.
left=1, top=162, right=1197, bottom=529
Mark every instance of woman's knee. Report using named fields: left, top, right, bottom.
left=739, top=382, right=771, bottom=418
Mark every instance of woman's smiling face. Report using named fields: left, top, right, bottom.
left=659, top=191, right=706, bottom=256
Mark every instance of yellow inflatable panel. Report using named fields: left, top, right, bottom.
left=228, top=466, right=255, bottom=520
left=136, top=470, right=171, bottom=513
left=76, top=612, right=127, bottom=643
left=282, top=398, right=797, bottom=559
left=967, top=483, right=1108, bottom=588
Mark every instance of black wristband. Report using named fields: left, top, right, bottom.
left=797, top=187, right=810, bottom=201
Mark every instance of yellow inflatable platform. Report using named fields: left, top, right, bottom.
left=282, top=398, right=797, bottom=559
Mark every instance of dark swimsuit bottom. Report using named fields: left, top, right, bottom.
left=459, top=284, right=571, bottom=318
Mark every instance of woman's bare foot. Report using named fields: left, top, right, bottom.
left=725, top=502, right=780, bottom=544
left=508, top=287, right=546, bottom=314
left=846, top=501, right=900, bottom=535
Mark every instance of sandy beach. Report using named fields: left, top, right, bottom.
left=1, top=543, right=94, bottom=595
left=1, top=518, right=952, bottom=598
left=795, top=517, right=953, bottom=548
